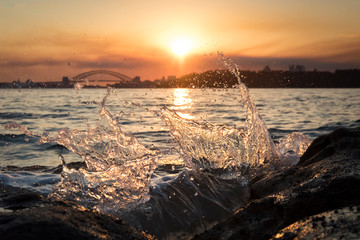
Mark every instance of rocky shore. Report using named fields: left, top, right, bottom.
left=195, top=127, right=360, bottom=239
left=1, top=127, right=360, bottom=239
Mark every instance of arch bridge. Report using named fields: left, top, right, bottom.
left=70, top=70, right=133, bottom=84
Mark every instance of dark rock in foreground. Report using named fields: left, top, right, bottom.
left=0, top=195, right=154, bottom=240
left=271, top=206, right=360, bottom=240
left=195, top=127, right=360, bottom=239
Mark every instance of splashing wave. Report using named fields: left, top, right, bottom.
left=48, top=89, right=158, bottom=210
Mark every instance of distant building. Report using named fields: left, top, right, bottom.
left=289, top=64, right=306, bottom=72
left=167, top=75, right=176, bottom=81
left=132, top=76, right=141, bottom=83
left=9, top=79, right=37, bottom=88
left=62, top=77, right=70, bottom=87
left=262, top=65, right=271, bottom=72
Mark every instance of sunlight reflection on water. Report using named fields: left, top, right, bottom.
left=170, top=88, right=194, bottom=119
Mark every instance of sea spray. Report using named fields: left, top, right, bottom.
left=160, top=58, right=289, bottom=178
left=276, top=132, right=312, bottom=165
left=48, top=89, right=158, bottom=211
left=4, top=121, right=36, bottom=137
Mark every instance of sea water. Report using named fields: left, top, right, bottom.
left=1, top=87, right=359, bottom=167
left=1, top=85, right=360, bottom=238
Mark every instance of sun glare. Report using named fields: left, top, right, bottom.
left=171, top=37, right=192, bottom=56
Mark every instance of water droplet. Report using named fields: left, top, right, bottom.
left=74, top=82, right=83, bottom=90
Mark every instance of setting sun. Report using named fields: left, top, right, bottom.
left=171, top=37, right=192, bottom=56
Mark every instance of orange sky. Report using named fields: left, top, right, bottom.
left=1, top=0, right=360, bottom=82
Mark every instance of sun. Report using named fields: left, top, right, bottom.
left=171, top=37, right=192, bottom=56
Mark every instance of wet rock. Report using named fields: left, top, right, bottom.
left=0, top=183, right=153, bottom=239
left=271, top=206, right=360, bottom=240
left=0, top=184, right=44, bottom=210
left=195, top=127, right=360, bottom=240
left=299, top=127, right=360, bottom=166
left=0, top=200, right=154, bottom=240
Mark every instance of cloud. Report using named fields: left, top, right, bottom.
left=72, top=56, right=165, bottom=70
left=0, top=58, right=63, bottom=67
left=0, top=29, right=156, bottom=60
left=241, top=34, right=360, bottom=65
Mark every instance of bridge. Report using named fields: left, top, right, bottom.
left=63, top=70, right=138, bottom=87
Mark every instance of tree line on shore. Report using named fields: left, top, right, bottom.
left=158, top=69, right=360, bottom=88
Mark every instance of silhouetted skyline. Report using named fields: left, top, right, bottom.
left=2, top=68, right=359, bottom=89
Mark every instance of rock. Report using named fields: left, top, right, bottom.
left=0, top=190, right=154, bottom=240
left=0, top=184, right=44, bottom=210
left=299, top=127, right=360, bottom=166
left=271, top=206, right=360, bottom=240
left=194, top=127, right=360, bottom=240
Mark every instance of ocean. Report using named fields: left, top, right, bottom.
left=1, top=86, right=360, bottom=238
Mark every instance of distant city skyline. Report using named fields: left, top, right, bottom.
left=2, top=68, right=359, bottom=89
left=1, top=0, right=360, bottom=82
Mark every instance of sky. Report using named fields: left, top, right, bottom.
left=1, top=0, right=360, bottom=82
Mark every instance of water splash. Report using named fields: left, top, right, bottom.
left=49, top=89, right=158, bottom=211
left=4, top=121, right=52, bottom=144
left=4, top=121, right=35, bottom=137
left=276, top=132, right=312, bottom=164
left=161, top=59, right=288, bottom=177
left=51, top=154, right=156, bottom=211
left=73, top=82, right=84, bottom=90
